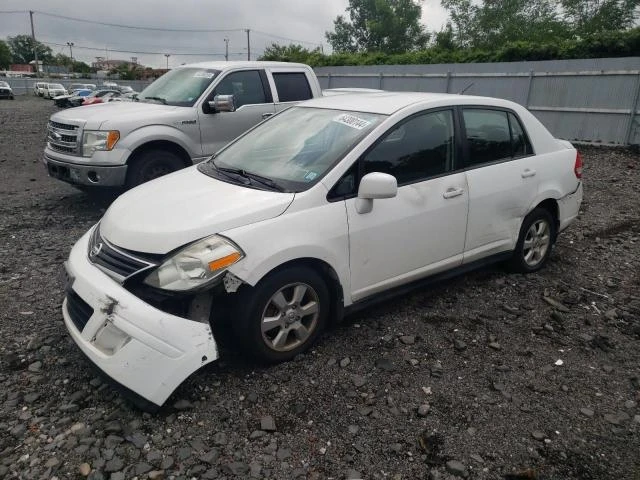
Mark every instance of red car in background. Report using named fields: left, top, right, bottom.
left=81, top=89, right=121, bottom=106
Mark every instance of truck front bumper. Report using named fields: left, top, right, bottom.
left=63, top=230, right=219, bottom=407
left=44, top=154, right=128, bottom=187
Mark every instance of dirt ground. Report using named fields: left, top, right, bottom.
left=0, top=95, right=639, bottom=480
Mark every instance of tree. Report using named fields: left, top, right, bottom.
left=0, top=40, right=12, bottom=69
left=259, top=43, right=322, bottom=62
left=6, top=34, right=53, bottom=64
left=326, top=0, right=430, bottom=53
left=560, top=0, right=640, bottom=33
left=441, top=0, right=569, bottom=49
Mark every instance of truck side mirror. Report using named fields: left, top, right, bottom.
left=206, top=94, right=235, bottom=114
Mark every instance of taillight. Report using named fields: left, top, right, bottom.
left=574, top=151, right=583, bottom=179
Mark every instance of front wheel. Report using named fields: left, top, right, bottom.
left=232, top=266, right=330, bottom=363
left=125, top=149, right=185, bottom=188
left=507, top=208, right=556, bottom=273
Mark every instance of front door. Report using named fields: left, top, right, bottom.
left=343, top=109, right=469, bottom=302
left=197, top=70, right=275, bottom=156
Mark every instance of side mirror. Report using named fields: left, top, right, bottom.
left=356, top=172, right=397, bottom=214
left=207, top=94, right=235, bottom=113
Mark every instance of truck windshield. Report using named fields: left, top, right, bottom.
left=138, top=68, right=220, bottom=107
left=200, top=107, right=386, bottom=192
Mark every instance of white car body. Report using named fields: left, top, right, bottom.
left=44, top=83, right=67, bottom=99
left=62, top=92, right=583, bottom=407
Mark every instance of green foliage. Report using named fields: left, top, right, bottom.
left=260, top=43, right=323, bottom=62
left=6, top=35, right=53, bottom=64
left=261, top=28, right=640, bottom=66
left=0, top=40, right=12, bottom=69
left=561, top=0, right=640, bottom=33
left=325, top=0, right=430, bottom=54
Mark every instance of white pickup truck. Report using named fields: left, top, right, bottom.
left=43, top=61, right=322, bottom=188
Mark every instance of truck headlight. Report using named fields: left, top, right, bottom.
left=143, top=235, right=244, bottom=292
left=82, top=130, right=120, bottom=157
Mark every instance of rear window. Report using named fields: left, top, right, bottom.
left=272, top=72, right=313, bottom=102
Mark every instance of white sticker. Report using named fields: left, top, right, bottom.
left=304, top=171, right=318, bottom=181
left=333, top=113, right=371, bottom=130
left=193, top=71, right=215, bottom=79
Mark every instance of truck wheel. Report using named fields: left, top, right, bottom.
left=232, top=266, right=329, bottom=364
left=126, top=150, right=185, bottom=188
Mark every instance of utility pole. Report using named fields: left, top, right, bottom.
left=224, top=38, right=229, bottom=61
left=66, top=42, right=74, bottom=74
left=29, top=11, right=39, bottom=75
left=245, top=29, right=250, bottom=60
left=164, top=54, right=170, bottom=70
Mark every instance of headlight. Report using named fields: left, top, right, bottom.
left=143, top=235, right=244, bottom=292
left=82, top=130, right=120, bottom=157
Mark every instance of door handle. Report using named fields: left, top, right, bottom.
left=262, top=112, right=274, bottom=120
left=521, top=169, right=537, bottom=178
left=443, top=187, right=464, bottom=199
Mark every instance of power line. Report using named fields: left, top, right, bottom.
left=252, top=29, right=322, bottom=48
left=33, top=11, right=244, bottom=33
left=41, top=41, right=238, bottom=57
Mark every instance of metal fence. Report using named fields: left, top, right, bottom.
left=315, top=57, right=640, bottom=146
left=3, top=78, right=153, bottom=96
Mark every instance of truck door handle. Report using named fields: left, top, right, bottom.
left=443, top=187, right=464, bottom=199
left=262, top=113, right=274, bottom=120
left=521, top=169, right=536, bottom=178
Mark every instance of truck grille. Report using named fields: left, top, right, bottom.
left=47, top=121, right=80, bottom=155
left=88, top=225, right=157, bottom=281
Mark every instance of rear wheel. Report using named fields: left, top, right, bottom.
left=507, top=208, right=556, bottom=273
left=232, top=266, right=329, bottom=363
left=125, top=149, right=185, bottom=188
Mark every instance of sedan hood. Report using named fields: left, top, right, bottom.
left=100, top=166, right=295, bottom=254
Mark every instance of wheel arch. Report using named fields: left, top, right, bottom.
left=533, top=198, right=559, bottom=241
left=127, top=140, right=192, bottom=168
left=240, top=257, right=346, bottom=325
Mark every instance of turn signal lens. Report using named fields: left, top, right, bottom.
left=209, top=252, right=242, bottom=272
left=106, top=131, right=120, bottom=150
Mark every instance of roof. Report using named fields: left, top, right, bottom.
left=175, top=61, right=311, bottom=70
left=300, top=91, right=518, bottom=115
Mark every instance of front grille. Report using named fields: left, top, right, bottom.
left=66, top=290, right=94, bottom=332
left=47, top=120, right=80, bottom=155
left=88, top=226, right=156, bottom=280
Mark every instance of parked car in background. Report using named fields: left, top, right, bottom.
left=60, top=91, right=583, bottom=407
left=81, top=90, right=122, bottom=105
left=43, top=61, right=322, bottom=190
left=118, top=85, right=135, bottom=94
left=54, top=89, right=92, bottom=108
left=101, top=81, right=118, bottom=89
left=34, top=82, right=48, bottom=96
left=44, top=83, right=67, bottom=99
left=110, top=91, right=139, bottom=102
left=69, top=83, right=96, bottom=91
left=0, top=81, right=14, bottom=100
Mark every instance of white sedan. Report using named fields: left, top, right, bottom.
left=62, top=92, right=583, bottom=407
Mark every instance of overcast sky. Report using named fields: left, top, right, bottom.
left=0, top=1, right=449, bottom=68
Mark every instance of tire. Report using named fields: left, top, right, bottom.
left=507, top=207, right=556, bottom=273
left=125, top=149, right=185, bottom=188
left=232, top=266, right=330, bottom=363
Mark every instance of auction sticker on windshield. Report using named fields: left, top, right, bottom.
left=333, top=113, right=372, bottom=130
left=194, top=71, right=215, bottom=79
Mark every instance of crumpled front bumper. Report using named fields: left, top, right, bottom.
left=63, top=230, right=219, bottom=406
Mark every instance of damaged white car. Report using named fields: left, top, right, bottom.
left=63, top=92, right=583, bottom=407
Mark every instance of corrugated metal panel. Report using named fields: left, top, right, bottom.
left=314, top=57, right=640, bottom=145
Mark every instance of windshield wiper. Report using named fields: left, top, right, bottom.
left=142, top=96, right=167, bottom=105
left=212, top=162, right=285, bottom=192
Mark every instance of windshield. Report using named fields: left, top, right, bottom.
left=50, top=84, right=64, bottom=89
left=200, top=107, right=386, bottom=192
left=138, top=67, right=220, bottom=107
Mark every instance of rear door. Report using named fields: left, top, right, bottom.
left=461, top=107, right=538, bottom=263
left=197, top=69, right=276, bottom=155
left=268, top=69, right=316, bottom=114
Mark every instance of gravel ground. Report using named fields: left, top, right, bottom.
left=0, top=95, right=639, bottom=480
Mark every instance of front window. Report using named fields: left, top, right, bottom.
left=49, top=83, right=64, bottom=90
left=200, top=107, right=386, bottom=192
left=138, top=68, right=220, bottom=107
